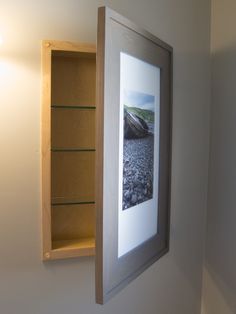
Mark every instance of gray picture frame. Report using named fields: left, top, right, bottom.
left=96, top=6, right=173, bottom=304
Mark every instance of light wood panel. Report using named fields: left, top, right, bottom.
left=51, top=55, right=96, bottom=106
left=41, top=40, right=96, bottom=261
left=46, top=40, right=96, bottom=54
left=51, top=108, right=95, bottom=149
left=51, top=151, right=95, bottom=202
left=52, top=204, right=95, bottom=240
left=41, top=41, right=52, bottom=258
left=52, top=238, right=95, bottom=250
left=51, top=238, right=95, bottom=260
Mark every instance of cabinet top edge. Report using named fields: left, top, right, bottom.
left=42, top=40, right=96, bottom=54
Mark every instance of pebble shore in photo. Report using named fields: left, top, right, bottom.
left=123, top=134, right=154, bottom=210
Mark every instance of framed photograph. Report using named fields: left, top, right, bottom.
left=118, top=53, right=160, bottom=258
left=96, top=7, right=173, bottom=304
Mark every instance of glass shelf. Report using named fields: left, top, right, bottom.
left=51, top=148, right=96, bottom=152
left=51, top=197, right=95, bottom=206
left=51, top=105, right=96, bottom=109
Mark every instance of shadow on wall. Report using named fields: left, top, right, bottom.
left=202, top=46, right=236, bottom=314
left=201, top=267, right=235, bottom=314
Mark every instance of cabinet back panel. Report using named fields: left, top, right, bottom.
left=51, top=54, right=96, bottom=106
left=51, top=151, right=95, bottom=202
left=52, top=204, right=95, bottom=240
left=51, top=108, right=95, bottom=149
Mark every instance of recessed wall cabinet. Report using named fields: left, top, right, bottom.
left=41, top=7, right=172, bottom=304
left=41, top=41, right=96, bottom=260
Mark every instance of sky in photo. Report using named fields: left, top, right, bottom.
left=124, top=89, right=155, bottom=111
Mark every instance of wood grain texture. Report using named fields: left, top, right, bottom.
left=52, top=55, right=96, bottom=106
left=41, top=40, right=96, bottom=261
left=52, top=204, right=95, bottom=240
left=51, top=107, right=95, bottom=149
left=50, top=238, right=95, bottom=260
left=51, top=151, right=95, bottom=201
left=41, top=41, right=52, bottom=259
left=45, top=40, right=96, bottom=53
left=52, top=238, right=95, bottom=250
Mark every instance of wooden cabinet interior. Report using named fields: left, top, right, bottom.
left=42, top=41, right=96, bottom=260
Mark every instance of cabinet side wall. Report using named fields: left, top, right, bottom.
left=41, top=42, right=52, bottom=259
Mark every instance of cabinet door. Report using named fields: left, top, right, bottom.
left=96, top=6, right=173, bottom=304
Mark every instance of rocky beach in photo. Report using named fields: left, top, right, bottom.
left=121, top=90, right=155, bottom=211
left=122, top=132, right=154, bottom=210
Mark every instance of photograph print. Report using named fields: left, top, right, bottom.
left=118, top=52, right=160, bottom=258
left=123, top=89, right=155, bottom=210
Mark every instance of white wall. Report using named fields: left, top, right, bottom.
left=201, top=1, right=236, bottom=313
left=0, top=1, right=211, bottom=313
